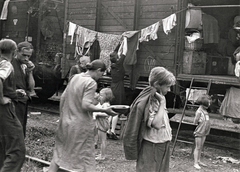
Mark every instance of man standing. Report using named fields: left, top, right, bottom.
left=0, top=39, right=26, bottom=171
left=12, top=41, right=35, bottom=137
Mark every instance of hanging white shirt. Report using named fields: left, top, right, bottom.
left=162, top=14, right=177, bottom=35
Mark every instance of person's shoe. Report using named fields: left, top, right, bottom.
left=111, top=132, right=118, bottom=140
left=107, top=132, right=112, bottom=139
left=198, top=161, right=207, bottom=167
left=194, top=164, right=201, bottom=170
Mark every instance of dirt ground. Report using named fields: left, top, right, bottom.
left=22, top=111, right=240, bottom=172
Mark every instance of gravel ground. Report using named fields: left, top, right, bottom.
left=21, top=108, right=240, bottom=172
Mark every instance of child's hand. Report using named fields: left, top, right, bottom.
left=155, top=92, right=165, bottom=103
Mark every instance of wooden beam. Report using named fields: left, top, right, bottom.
left=189, top=5, right=240, bottom=8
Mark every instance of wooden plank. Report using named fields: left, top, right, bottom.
left=100, top=0, right=135, bottom=6
left=98, top=26, right=126, bottom=32
left=68, top=7, right=97, bottom=14
left=68, top=13, right=96, bottom=20
left=141, top=4, right=178, bottom=12
left=69, top=0, right=96, bottom=3
left=177, top=74, right=240, bottom=86
left=101, top=10, right=135, bottom=19
left=100, top=19, right=134, bottom=26
left=68, top=18, right=96, bottom=26
left=68, top=1, right=97, bottom=8
left=141, top=0, right=178, bottom=5
left=100, top=5, right=134, bottom=13
left=139, top=11, right=176, bottom=19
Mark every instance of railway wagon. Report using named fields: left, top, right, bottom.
left=58, top=0, right=240, bottom=124
left=1, top=0, right=240, bottom=125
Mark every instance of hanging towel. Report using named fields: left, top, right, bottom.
left=75, top=25, right=97, bottom=56
left=162, top=14, right=177, bottom=35
left=0, top=0, right=10, bottom=20
left=234, top=61, right=240, bottom=77
left=202, top=14, right=219, bottom=44
left=139, top=21, right=160, bottom=42
left=68, top=22, right=77, bottom=45
left=97, top=32, right=121, bottom=72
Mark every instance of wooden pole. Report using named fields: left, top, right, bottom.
left=61, top=0, right=68, bottom=79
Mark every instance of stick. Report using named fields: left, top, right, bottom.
left=25, top=155, right=75, bottom=172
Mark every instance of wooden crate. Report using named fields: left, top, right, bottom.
left=182, top=51, right=207, bottom=75
left=114, top=118, right=127, bottom=137
left=206, top=56, right=229, bottom=75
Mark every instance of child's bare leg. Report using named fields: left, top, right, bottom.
left=100, top=132, right=107, bottom=158
left=48, top=160, right=59, bottom=172
left=198, top=136, right=207, bottom=166
left=96, top=130, right=107, bottom=160
left=107, top=116, right=113, bottom=133
left=111, top=115, right=118, bottom=134
left=194, top=137, right=202, bottom=169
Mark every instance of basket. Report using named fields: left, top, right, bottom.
left=185, top=38, right=203, bottom=51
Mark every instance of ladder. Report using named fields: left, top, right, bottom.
left=171, top=78, right=212, bottom=155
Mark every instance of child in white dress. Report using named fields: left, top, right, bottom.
left=93, top=88, right=114, bottom=160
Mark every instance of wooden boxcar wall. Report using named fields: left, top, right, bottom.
left=64, top=0, right=180, bottom=78
left=0, top=0, right=64, bottom=64
left=37, top=0, right=64, bottom=64
left=1, top=0, right=31, bottom=44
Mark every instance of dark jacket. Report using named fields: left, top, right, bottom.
left=122, top=86, right=156, bottom=160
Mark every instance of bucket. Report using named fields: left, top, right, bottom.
left=185, top=9, right=202, bottom=29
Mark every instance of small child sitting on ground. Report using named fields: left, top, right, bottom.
left=193, top=94, right=212, bottom=170
left=93, top=88, right=114, bottom=160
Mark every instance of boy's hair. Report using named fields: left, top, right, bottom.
left=100, top=88, right=114, bottom=103
left=149, top=67, right=176, bottom=86
left=196, top=94, right=211, bottom=107
left=0, top=39, right=17, bottom=54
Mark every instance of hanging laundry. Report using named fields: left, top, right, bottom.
left=120, top=31, right=141, bottom=89
left=97, top=32, right=121, bottom=72
left=68, top=22, right=77, bottom=45
left=162, top=14, right=177, bottom=35
left=139, top=21, right=160, bottom=42
left=202, top=13, right=219, bottom=44
left=75, top=25, right=97, bottom=57
left=0, top=0, right=10, bottom=20
left=121, top=31, right=140, bottom=65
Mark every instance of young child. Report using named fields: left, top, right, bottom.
left=193, top=94, right=212, bottom=170
left=93, top=88, right=114, bottom=160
